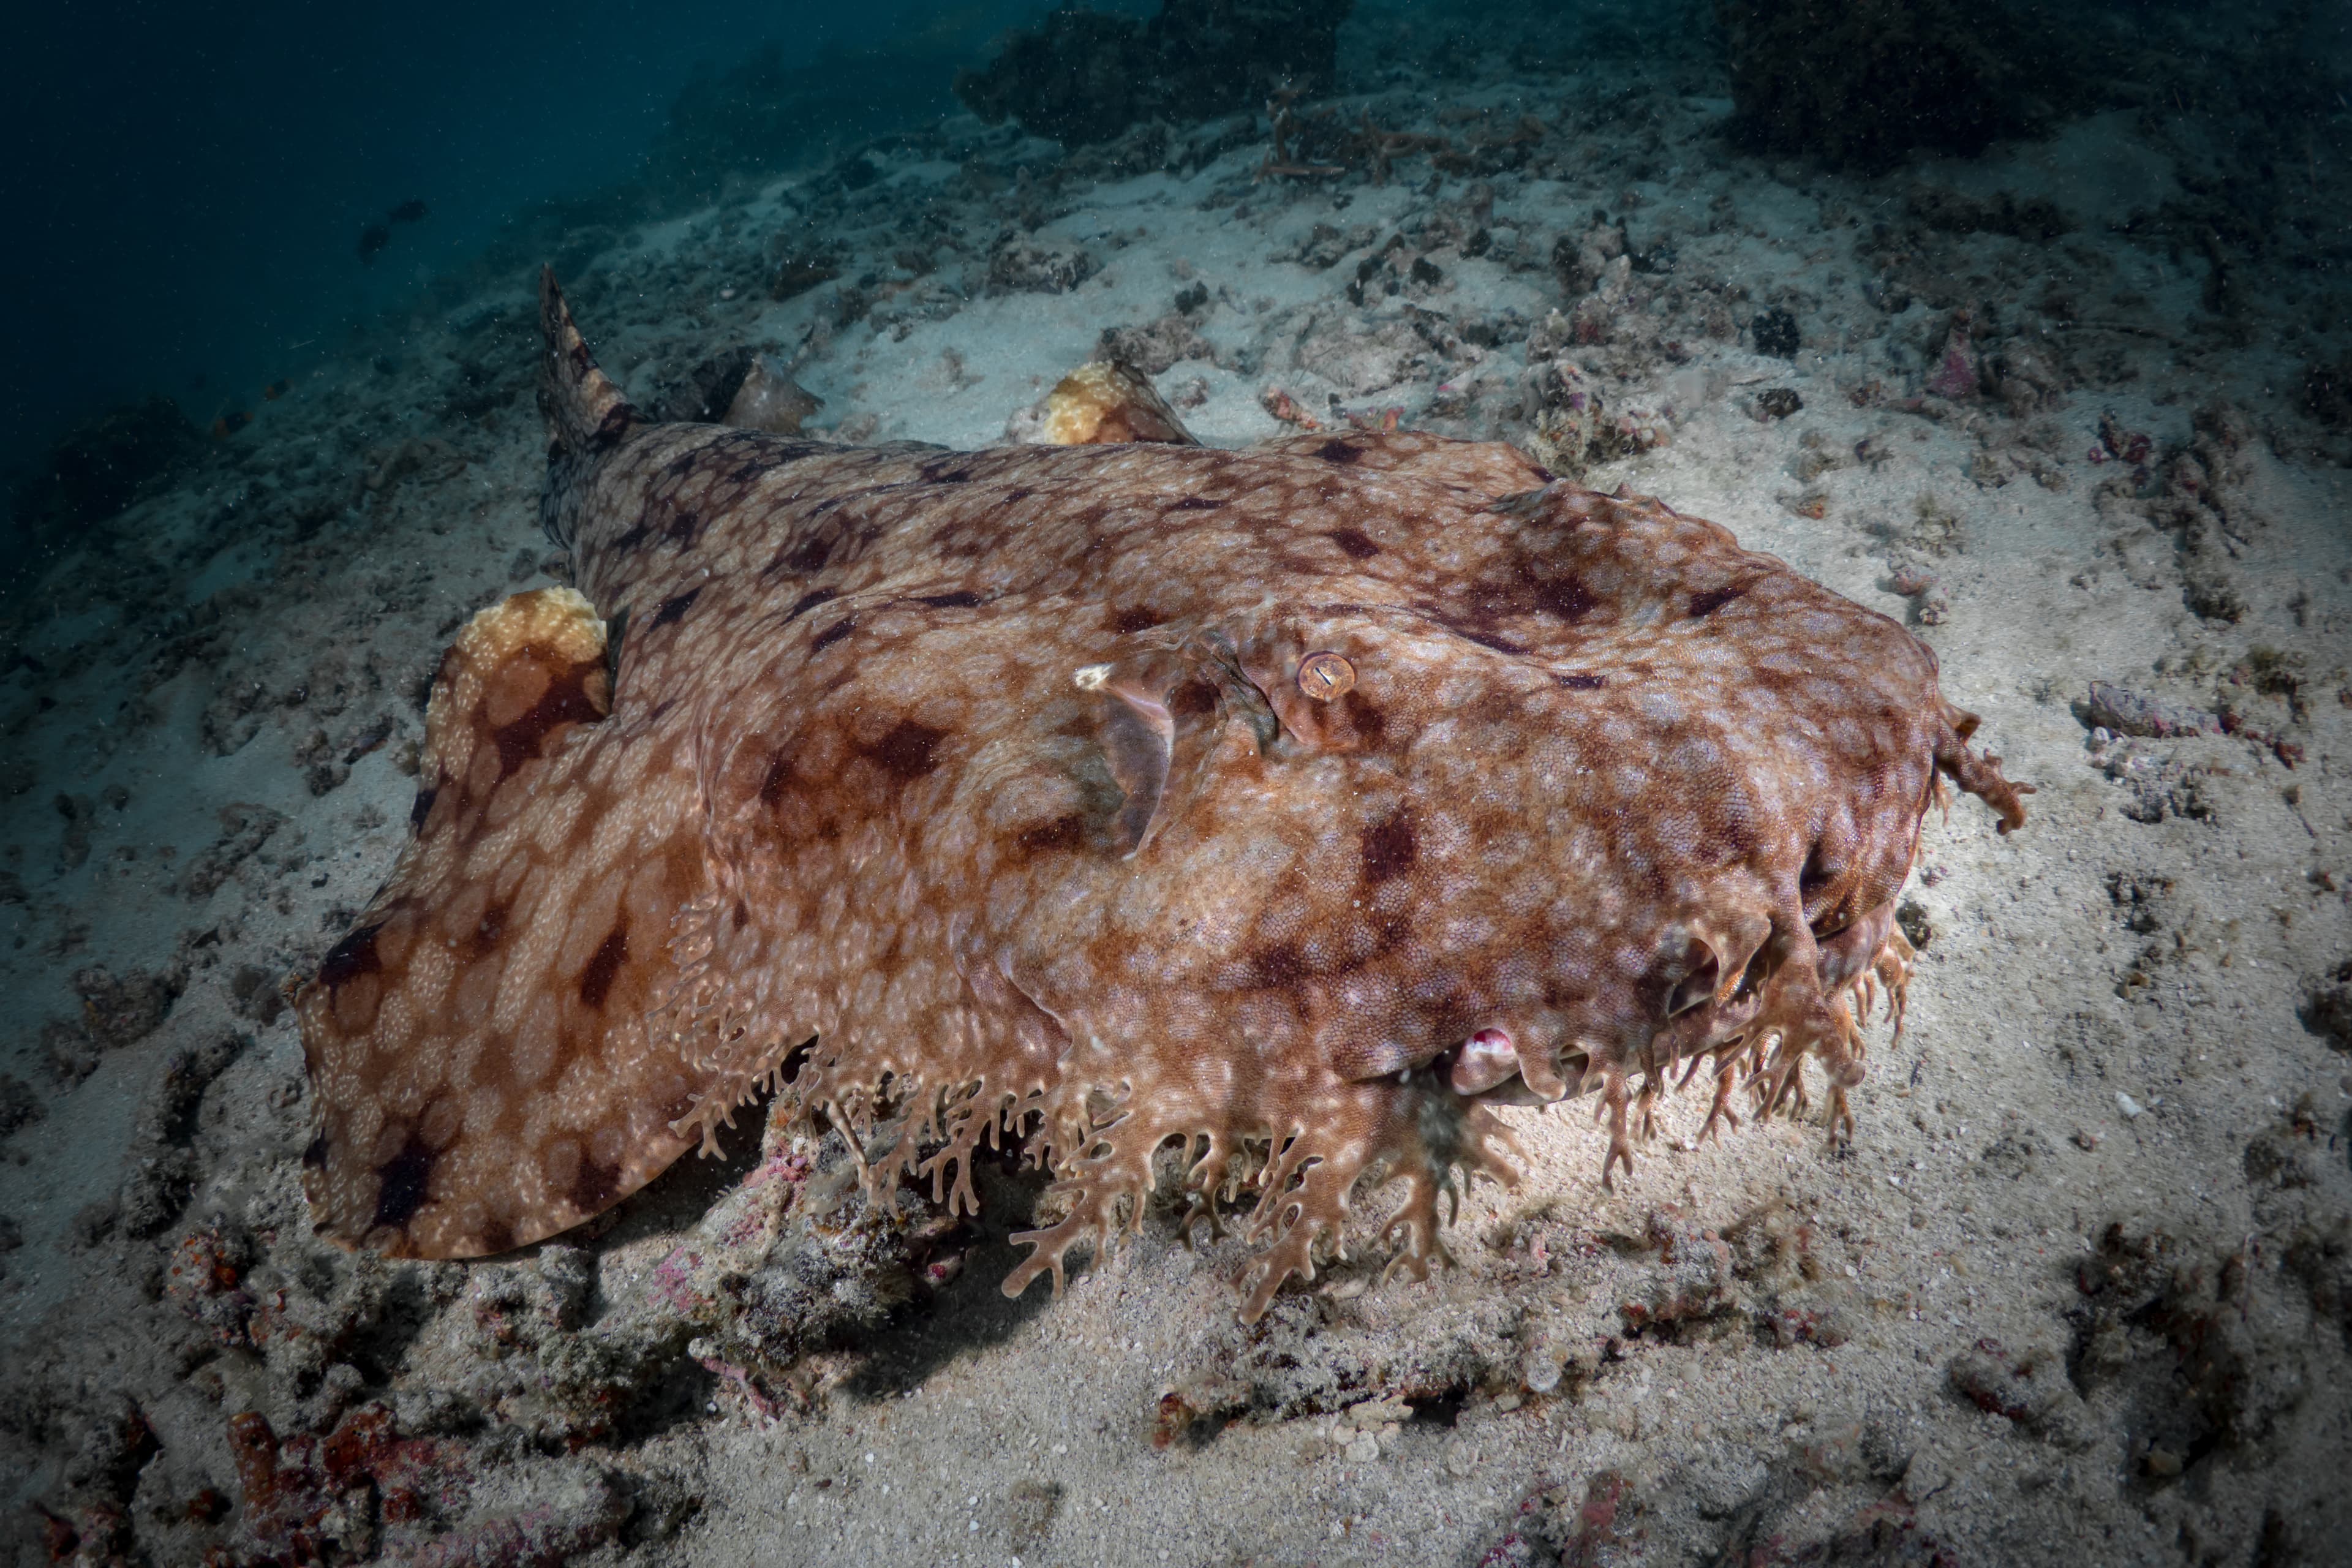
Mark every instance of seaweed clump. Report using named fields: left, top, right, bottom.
left=1716, top=0, right=2064, bottom=172
left=956, top=0, right=1354, bottom=146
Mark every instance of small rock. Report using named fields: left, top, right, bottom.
left=769, top=250, right=841, bottom=301
left=2300, top=962, right=2352, bottom=1050
left=1752, top=307, right=1800, bottom=357
left=651, top=347, right=758, bottom=424
left=0, top=1076, right=43, bottom=1139
left=988, top=240, right=1099, bottom=295
left=723, top=356, right=824, bottom=435
left=2116, top=1092, right=2144, bottom=1120
left=2082, top=681, right=2218, bottom=740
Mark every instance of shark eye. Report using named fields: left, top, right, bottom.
left=1297, top=651, right=1355, bottom=701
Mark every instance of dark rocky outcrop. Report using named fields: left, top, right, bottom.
left=1716, top=0, right=2066, bottom=171
left=955, top=0, right=1354, bottom=146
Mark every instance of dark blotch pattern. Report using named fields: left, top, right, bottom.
left=1531, top=571, right=1599, bottom=622
left=1252, top=940, right=1305, bottom=988
left=1690, top=586, right=1746, bottom=617
left=1016, top=813, right=1088, bottom=855
left=463, top=902, right=509, bottom=962
left=867, top=719, right=948, bottom=781
left=782, top=533, right=834, bottom=573
left=570, top=1156, right=621, bottom=1216
left=580, top=924, right=628, bottom=1009
left=786, top=587, right=838, bottom=621
left=758, top=750, right=796, bottom=809
left=1360, top=810, right=1417, bottom=883
left=373, top=1135, right=435, bottom=1229
left=490, top=660, right=605, bottom=778
left=650, top=586, right=702, bottom=628
left=318, top=924, right=383, bottom=987
left=1459, top=627, right=1528, bottom=655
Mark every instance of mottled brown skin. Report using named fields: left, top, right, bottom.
left=296, top=270, right=2027, bottom=1321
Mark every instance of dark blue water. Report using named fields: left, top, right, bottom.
left=4, top=0, right=2345, bottom=516
left=0, top=0, right=1057, bottom=481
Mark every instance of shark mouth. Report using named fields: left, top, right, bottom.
left=1425, top=901, right=1918, bottom=1129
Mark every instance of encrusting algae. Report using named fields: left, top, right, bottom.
left=296, top=268, right=2027, bottom=1322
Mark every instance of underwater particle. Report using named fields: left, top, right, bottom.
left=1751, top=307, right=1800, bottom=358
left=295, top=271, right=2029, bottom=1326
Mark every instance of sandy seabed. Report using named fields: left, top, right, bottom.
left=3, top=17, right=2351, bottom=1567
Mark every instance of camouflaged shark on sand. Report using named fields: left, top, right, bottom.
left=296, top=269, right=2027, bottom=1321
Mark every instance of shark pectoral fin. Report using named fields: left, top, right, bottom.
left=296, top=587, right=720, bottom=1259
